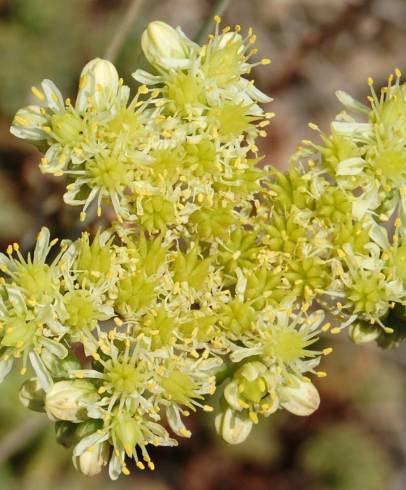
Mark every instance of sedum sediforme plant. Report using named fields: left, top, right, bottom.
left=2, top=17, right=406, bottom=479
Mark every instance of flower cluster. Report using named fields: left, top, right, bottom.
left=289, top=69, right=406, bottom=346
left=5, top=17, right=405, bottom=480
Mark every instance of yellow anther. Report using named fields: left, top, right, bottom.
left=395, top=67, right=402, bottom=78
left=259, top=120, right=270, bottom=128
left=261, top=58, right=271, bottom=65
left=321, top=323, right=331, bottom=332
left=114, top=317, right=123, bottom=327
left=138, top=84, right=149, bottom=95
left=20, top=367, right=27, bottom=376
left=122, top=466, right=130, bottom=476
left=79, top=75, right=88, bottom=89
left=124, top=444, right=132, bottom=455
left=331, top=327, right=341, bottom=335
left=80, top=211, right=86, bottom=222
left=249, top=411, right=259, bottom=424
left=98, top=386, right=106, bottom=394
left=136, top=461, right=145, bottom=470
left=31, top=86, right=45, bottom=101
left=12, top=243, right=19, bottom=251
left=316, top=371, right=327, bottom=378
left=214, top=15, right=221, bottom=24
left=6, top=245, right=13, bottom=255
left=383, top=327, right=394, bottom=334
left=368, top=77, right=374, bottom=86
left=148, top=461, right=155, bottom=471
left=15, top=116, right=28, bottom=127
left=235, top=24, right=241, bottom=32
left=203, top=405, right=213, bottom=412
left=323, top=347, right=333, bottom=356
left=337, top=248, right=345, bottom=258
left=92, top=352, right=100, bottom=361
left=180, top=428, right=191, bottom=437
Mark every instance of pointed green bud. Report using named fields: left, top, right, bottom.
left=45, top=380, right=99, bottom=422
left=278, top=376, right=320, bottom=416
left=113, top=413, right=142, bottom=457
left=19, top=377, right=46, bottom=412
left=215, top=407, right=253, bottom=445
left=73, top=440, right=110, bottom=476
left=349, top=320, right=380, bottom=344
left=141, top=21, right=190, bottom=70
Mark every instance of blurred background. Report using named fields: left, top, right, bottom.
left=1, top=0, right=406, bottom=488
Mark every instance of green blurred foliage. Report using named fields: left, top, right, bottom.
left=0, top=0, right=88, bottom=117
left=299, top=424, right=392, bottom=490
left=0, top=0, right=151, bottom=119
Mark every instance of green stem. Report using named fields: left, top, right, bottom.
left=104, top=0, right=146, bottom=62
left=194, top=0, right=233, bottom=44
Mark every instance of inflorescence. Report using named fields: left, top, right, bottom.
left=2, top=18, right=406, bottom=479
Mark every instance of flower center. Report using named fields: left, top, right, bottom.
left=106, top=362, right=142, bottom=393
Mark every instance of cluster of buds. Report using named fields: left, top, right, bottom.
left=2, top=18, right=405, bottom=480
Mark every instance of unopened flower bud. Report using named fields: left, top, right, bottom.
left=19, top=377, right=46, bottom=412
left=278, top=376, right=320, bottom=416
left=73, top=440, right=110, bottom=476
left=224, top=361, right=274, bottom=413
left=215, top=407, right=253, bottom=444
left=76, top=58, right=119, bottom=111
left=45, top=380, right=99, bottom=422
left=55, top=419, right=103, bottom=449
left=55, top=421, right=77, bottom=448
left=349, top=320, right=380, bottom=344
left=141, top=21, right=190, bottom=70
